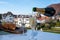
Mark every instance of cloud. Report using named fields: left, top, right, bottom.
left=0, top=1, right=8, bottom=4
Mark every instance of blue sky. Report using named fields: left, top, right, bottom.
left=0, top=0, right=60, bottom=15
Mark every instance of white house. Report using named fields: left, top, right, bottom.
left=24, top=18, right=31, bottom=28
left=2, top=13, right=14, bottom=23
left=14, top=15, right=31, bottom=28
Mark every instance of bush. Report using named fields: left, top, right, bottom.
left=55, top=21, right=60, bottom=27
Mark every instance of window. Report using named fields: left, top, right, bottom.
left=26, top=18, right=29, bottom=21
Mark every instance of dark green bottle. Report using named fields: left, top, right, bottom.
left=33, top=7, right=55, bottom=17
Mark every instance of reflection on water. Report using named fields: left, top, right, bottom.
left=29, top=29, right=38, bottom=40
left=0, top=30, right=60, bottom=40
left=0, top=31, right=11, bottom=35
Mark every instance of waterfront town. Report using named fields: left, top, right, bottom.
left=0, top=3, right=60, bottom=33
left=0, top=9, right=60, bottom=33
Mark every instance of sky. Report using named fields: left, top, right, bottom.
left=0, top=0, right=60, bottom=15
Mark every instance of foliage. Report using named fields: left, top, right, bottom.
left=0, top=14, right=2, bottom=19
left=55, top=20, right=60, bottom=27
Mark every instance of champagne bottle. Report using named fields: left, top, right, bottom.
left=33, top=7, right=55, bottom=17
